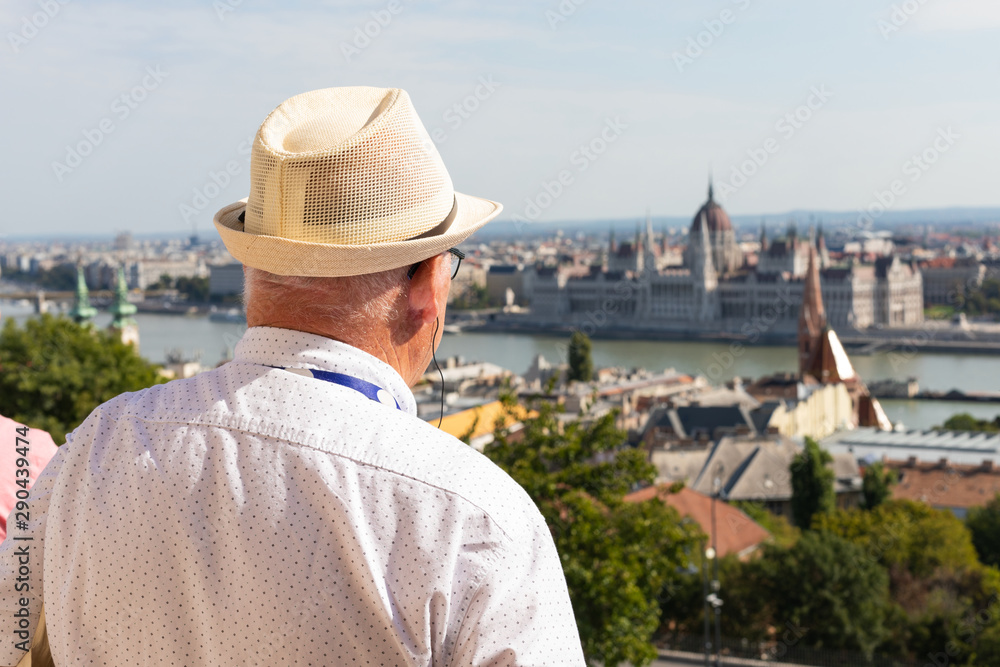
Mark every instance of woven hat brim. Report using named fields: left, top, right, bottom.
left=213, top=192, right=501, bottom=277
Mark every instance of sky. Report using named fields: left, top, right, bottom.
left=1, top=0, right=999, bottom=237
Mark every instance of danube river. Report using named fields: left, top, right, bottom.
left=6, top=303, right=1000, bottom=431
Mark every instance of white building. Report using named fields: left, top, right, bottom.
left=530, top=184, right=923, bottom=335
left=209, top=263, right=244, bottom=297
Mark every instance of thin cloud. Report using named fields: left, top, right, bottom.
left=912, top=0, right=1000, bottom=32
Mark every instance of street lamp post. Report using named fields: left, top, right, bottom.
left=702, top=538, right=710, bottom=667
left=712, top=469, right=724, bottom=667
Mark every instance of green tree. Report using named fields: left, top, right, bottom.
left=3, top=263, right=77, bottom=290
left=968, top=494, right=1000, bottom=568
left=731, top=500, right=800, bottom=548
left=148, top=273, right=174, bottom=290
left=880, top=565, right=1000, bottom=666
left=567, top=331, right=594, bottom=383
left=658, top=550, right=774, bottom=647
left=484, top=397, right=702, bottom=667
left=756, top=531, right=891, bottom=655
left=790, top=436, right=835, bottom=529
left=938, top=412, right=1000, bottom=433
left=955, top=278, right=1000, bottom=317
left=175, top=275, right=210, bottom=302
left=862, top=461, right=898, bottom=510
left=816, top=499, right=980, bottom=578
left=450, top=283, right=492, bottom=310
left=0, top=315, right=166, bottom=443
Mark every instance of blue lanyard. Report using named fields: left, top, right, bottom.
left=271, top=366, right=402, bottom=411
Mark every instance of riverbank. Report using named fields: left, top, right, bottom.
left=6, top=302, right=999, bottom=430
left=465, top=315, right=1000, bottom=355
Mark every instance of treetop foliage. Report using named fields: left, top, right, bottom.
left=861, top=460, right=898, bottom=510
left=939, top=412, right=1000, bottom=433
left=0, top=315, right=166, bottom=444
left=967, top=494, right=1000, bottom=569
left=815, top=499, right=980, bottom=579
left=485, top=397, right=703, bottom=667
left=567, top=331, right=594, bottom=384
left=790, top=436, right=835, bottom=529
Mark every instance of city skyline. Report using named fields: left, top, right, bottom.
left=2, top=0, right=999, bottom=237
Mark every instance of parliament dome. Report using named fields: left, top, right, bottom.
left=690, top=182, right=732, bottom=233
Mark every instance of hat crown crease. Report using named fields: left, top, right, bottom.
left=246, top=87, right=454, bottom=246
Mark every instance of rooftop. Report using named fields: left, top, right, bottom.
left=823, top=428, right=1000, bottom=466
left=624, top=485, right=770, bottom=558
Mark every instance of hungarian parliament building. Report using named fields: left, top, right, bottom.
left=526, top=185, right=925, bottom=337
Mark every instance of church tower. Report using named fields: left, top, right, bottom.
left=693, top=211, right=718, bottom=321
left=643, top=209, right=657, bottom=273
left=816, top=223, right=830, bottom=269
left=108, top=266, right=139, bottom=349
left=68, top=265, right=97, bottom=325
left=798, top=246, right=826, bottom=378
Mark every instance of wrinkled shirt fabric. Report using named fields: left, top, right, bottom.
left=0, top=326, right=585, bottom=666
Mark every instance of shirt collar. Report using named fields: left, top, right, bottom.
left=232, top=326, right=418, bottom=416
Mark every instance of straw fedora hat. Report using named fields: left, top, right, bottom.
left=214, top=87, right=502, bottom=277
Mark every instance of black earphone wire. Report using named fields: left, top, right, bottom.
left=431, top=317, right=445, bottom=429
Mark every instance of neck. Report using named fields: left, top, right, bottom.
left=247, top=317, right=432, bottom=387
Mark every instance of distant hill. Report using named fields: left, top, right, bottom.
left=5, top=207, right=999, bottom=243
left=478, top=207, right=1000, bottom=239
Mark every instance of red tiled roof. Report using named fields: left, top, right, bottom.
left=885, top=461, right=1000, bottom=508
left=886, top=459, right=1000, bottom=509
left=624, top=485, right=770, bottom=557
left=919, top=257, right=957, bottom=270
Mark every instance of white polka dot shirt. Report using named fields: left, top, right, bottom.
left=0, top=327, right=584, bottom=666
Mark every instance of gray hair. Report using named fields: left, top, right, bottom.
left=243, top=265, right=410, bottom=335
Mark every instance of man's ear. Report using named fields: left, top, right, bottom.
left=407, top=254, right=448, bottom=325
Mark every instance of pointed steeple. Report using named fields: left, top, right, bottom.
left=109, top=267, right=137, bottom=326
left=109, top=266, right=140, bottom=348
left=694, top=212, right=717, bottom=281
left=816, top=222, right=830, bottom=268
left=693, top=211, right=718, bottom=320
left=708, top=177, right=714, bottom=203
left=759, top=221, right=769, bottom=252
left=68, top=265, right=97, bottom=324
left=798, top=246, right=827, bottom=378
left=787, top=220, right=798, bottom=241
left=645, top=208, right=654, bottom=247
left=609, top=227, right=617, bottom=253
